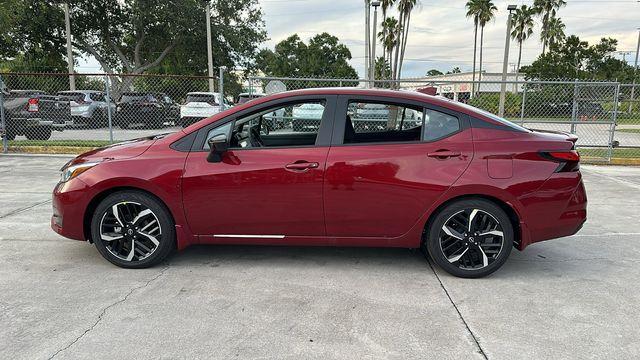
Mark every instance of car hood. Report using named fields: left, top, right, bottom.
left=66, top=135, right=162, bottom=167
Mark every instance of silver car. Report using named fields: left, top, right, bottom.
left=57, top=90, right=115, bottom=128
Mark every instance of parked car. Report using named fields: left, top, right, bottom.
left=57, top=90, right=115, bottom=128
left=237, top=92, right=264, bottom=105
left=179, top=92, right=225, bottom=128
left=291, top=103, right=325, bottom=132
left=353, top=103, right=421, bottom=131
left=52, top=88, right=586, bottom=278
left=2, top=90, right=70, bottom=140
left=115, top=92, right=179, bottom=129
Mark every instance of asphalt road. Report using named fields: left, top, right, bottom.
left=1, top=155, right=639, bottom=359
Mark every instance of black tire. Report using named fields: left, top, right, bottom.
left=424, top=199, right=513, bottom=278
left=91, top=190, right=175, bottom=268
left=90, top=109, right=106, bottom=128
left=25, top=126, right=52, bottom=140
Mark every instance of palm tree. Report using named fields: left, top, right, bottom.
left=534, top=0, right=567, bottom=54
left=466, top=0, right=484, bottom=94
left=542, top=16, right=566, bottom=51
left=477, top=0, right=497, bottom=85
left=380, top=0, right=396, bottom=64
left=510, top=5, right=535, bottom=82
left=396, top=0, right=418, bottom=80
left=379, top=17, right=400, bottom=79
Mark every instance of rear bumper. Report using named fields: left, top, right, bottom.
left=519, top=172, right=587, bottom=249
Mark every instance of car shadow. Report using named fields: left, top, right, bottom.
left=168, top=245, right=430, bottom=270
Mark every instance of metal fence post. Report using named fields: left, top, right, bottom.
left=218, top=67, right=225, bottom=111
left=0, top=76, right=7, bottom=153
left=104, top=74, right=114, bottom=144
left=607, top=83, right=621, bottom=162
left=520, top=82, right=527, bottom=125
left=570, top=79, right=579, bottom=134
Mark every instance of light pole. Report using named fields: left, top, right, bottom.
left=629, top=28, right=640, bottom=113
left=219, top=66, right=227, bottom=111
left=498, top=5, right=517, bottom=118
left=63, top=2, right=75, bottom=90
left=364, top=0, right=371, bottom=88
left=370, top=1, right=380, bottom=87
left=205, top=1, right=215, bottom=93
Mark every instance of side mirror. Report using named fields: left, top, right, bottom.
left=207, top=134, right=228, bottom=163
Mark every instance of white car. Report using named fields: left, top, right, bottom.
left=291, top=103, right=325, bottom=132
left=57, top=90, right=115, bottom=128
left=179, top=92, right=227, bottom=127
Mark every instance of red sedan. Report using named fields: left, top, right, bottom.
left=52, top=88, right=586, bottom=278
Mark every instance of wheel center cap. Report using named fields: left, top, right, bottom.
left=468, top=237, right=474, bottom=242
left=127, top=229, right=134, bottom=236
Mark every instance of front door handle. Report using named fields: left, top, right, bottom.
left=428, top=150, right=461, bottom=159
left=285, top=161, right=319, bottom=171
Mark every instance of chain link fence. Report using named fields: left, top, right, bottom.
left=0, top=72, right=223, bottom=153
left=1, top=72, right=639, bottom=163
left=248, top=76, right=640, bottom=163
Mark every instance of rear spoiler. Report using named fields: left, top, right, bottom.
left=529, top=128, right=578, bottom=144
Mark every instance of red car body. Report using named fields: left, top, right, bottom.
left=52, top=88, right=586, bottom=254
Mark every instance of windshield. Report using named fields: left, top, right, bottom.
left=455, top=102, right=530, bottom=132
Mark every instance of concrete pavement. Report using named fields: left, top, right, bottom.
left=1, top=155, right=639, bottom=359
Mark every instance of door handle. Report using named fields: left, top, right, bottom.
left=285, top=161, right=319, bottom=171
left=428, top=150, right=461, bottom=159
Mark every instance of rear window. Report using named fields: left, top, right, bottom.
left=58, top=92, right=85, bottom=102
left=120, top=93, right=156, bottom=103
left=186, top=94, right=218, bottom=105
left=456, top=102, right=530, bottom=132
left=90, top=93, right=106, bottom=101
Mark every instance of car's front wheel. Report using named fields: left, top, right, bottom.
left=91, top=190, right=175, bottom=268
left=425, top=199, right=513, bottom=278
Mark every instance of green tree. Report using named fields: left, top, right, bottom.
left=256, top=33, right=358, bottom=79
left=521, top=35, right=636, bottom=81
left=447, top=67, right=462, bottom=74
left=426, top=69, right=443, bottom=76
left=465, top=0, right=483, bottom=91
left=374, top=57, right=392, bottom=86
left=477, top=0, right=497, bottom=84
left=380, top=0, right=397, bottom=66
left=510, top=5, right=535, bottom=82
left=378, top=17, right=400, bottom=79
left=541, top=17, right=566, bottom=51
left=534, top=0, right=566, bottom=54
left=395, top=0, right=418, bottom=80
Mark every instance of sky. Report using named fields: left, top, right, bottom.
left=78, top=0, right=640, bottom=78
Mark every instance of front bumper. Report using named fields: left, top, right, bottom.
left=51, top=178, right=93, bottom=241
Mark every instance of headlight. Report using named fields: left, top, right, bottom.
left=60, top=161, right=101, bottom=183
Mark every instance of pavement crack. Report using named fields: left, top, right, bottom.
left=47, top=265, right=170, bottom=360
left=426, top=257, right=489, bottom=360
left=0, top=200, right=51, bottom=220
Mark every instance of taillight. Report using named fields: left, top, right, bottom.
left=540, top=150, right=580, bottom=172
left=27, top=98, right=39, bottom=112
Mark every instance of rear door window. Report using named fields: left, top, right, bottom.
left=344, top=101, right=423, bottom=144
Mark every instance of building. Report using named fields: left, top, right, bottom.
left=400, top=71, right=524, bottom=102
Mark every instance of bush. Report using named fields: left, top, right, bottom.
left=468, top=93, right=522, bottom=118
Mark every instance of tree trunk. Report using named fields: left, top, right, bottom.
left=471, top=21, right=478, bottom=95
left=516, top=40, right=523, bottom=83
left=398, top=11, right=411, bottom=81
left=392, top=12, right=404, bottom=83
left=478, top=25, right=485, bottom=93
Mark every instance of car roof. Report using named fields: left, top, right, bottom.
left=187, top=92, right=218, bottom=96
left=58, top=90, right=103, bottom=94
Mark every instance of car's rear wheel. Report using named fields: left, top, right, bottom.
left=25, top=126, right=52, bottom=140
left=425, top=199, right=513, bottom=278
left=91, top=191, right=175, bottom=268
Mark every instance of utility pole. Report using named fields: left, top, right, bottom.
left=630, top=28, right=640, bottom=114
left=64, top=2, right=75, bottom=91
left=498, top=5, right=517, bottom=118
left=364, top=0, right=371, bottom=88
left=205, top=1, right=215, bottom=93
left=219, top=66, right=226, bottom=111
left=370, top=1, right=380, bottom=87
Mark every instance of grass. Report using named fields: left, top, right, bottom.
left=7, top=140, right=112, bottom=147
left=579, top=147, right=640, bottom=159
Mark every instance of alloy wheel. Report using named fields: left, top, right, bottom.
left=99, top=201, right=162, bottom=262
left=438, top=209, right=504, bottom=271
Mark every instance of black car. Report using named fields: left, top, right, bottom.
left=1, top=90, right=70, bottom=140
left=114, top=92, right=179, bottom=129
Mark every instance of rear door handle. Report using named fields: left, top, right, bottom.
left=285, top=161, right=319, bottom=171
left=428, top=150, right=461, bottom=159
